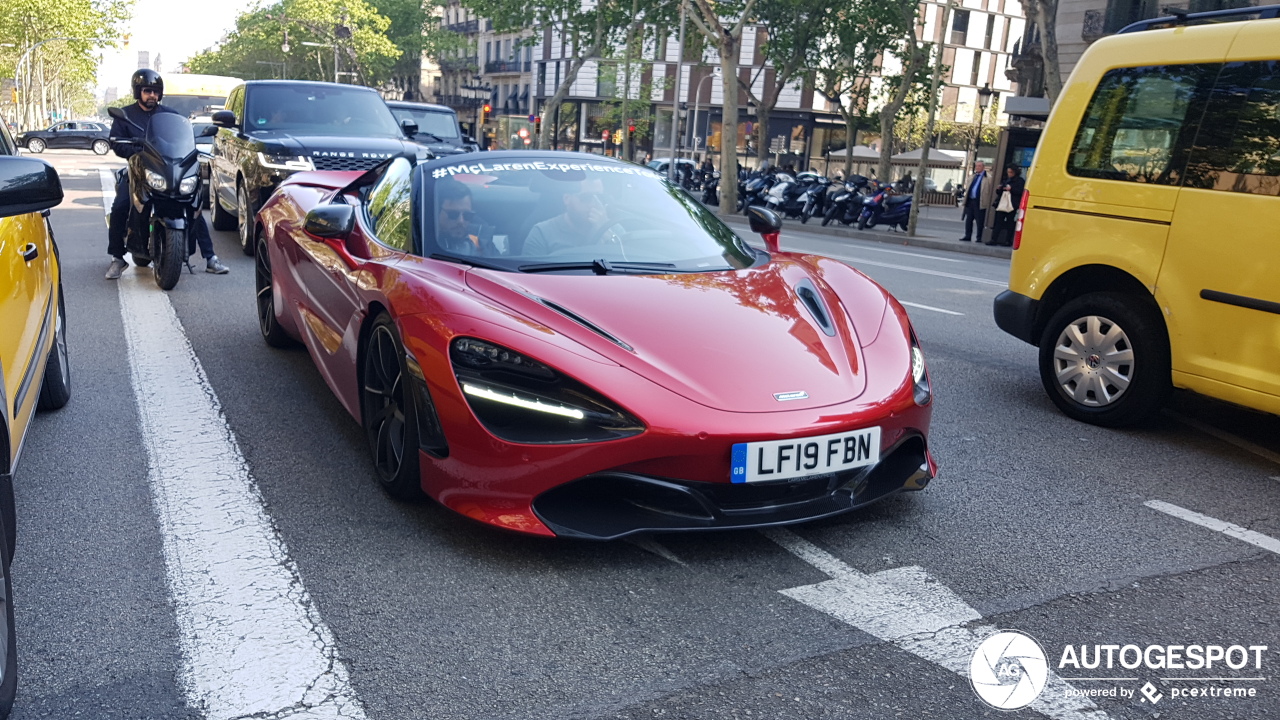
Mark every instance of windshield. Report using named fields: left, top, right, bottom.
left=146, top=113, right=196, bottom=159
left=421, top=158, right=757, bottom=272
left=163, top=95, right=227, bottom=118
left=389, top=107, right=459, bottom=139
left=245, top=85, right=403, bottom=137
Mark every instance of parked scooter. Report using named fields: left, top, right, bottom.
left=108, top=106, right=214, bottom=290
left=857, top=188, right=913, bottom=231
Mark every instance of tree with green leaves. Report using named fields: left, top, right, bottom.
left=687, top=0, right=759, bottom=213
left=185, top=0, right=401, bottom=86
left=740, top=0, right=827, bottom=164
left=371, top=0, right=467, bottom=98
left=465, top=0, right=637, bottom=150
left=0, top=0, right=130, bottom=129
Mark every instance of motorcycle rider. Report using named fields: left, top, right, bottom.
left=106, top=69, right=228, bottom=279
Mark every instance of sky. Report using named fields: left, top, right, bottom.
left=95, top=0, right=262, bottom=95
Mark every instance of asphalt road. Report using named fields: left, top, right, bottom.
left=12, top=150, right=1280, bottom=720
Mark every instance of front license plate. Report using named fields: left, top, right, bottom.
left=730, top=427, right=881, bottom=483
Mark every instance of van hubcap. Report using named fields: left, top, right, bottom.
left=1052, top=315, right=1135, bottom=407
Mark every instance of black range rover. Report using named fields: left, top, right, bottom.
left=209, top=80, right=429, bottom=255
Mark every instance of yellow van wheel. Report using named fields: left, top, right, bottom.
left=1038, top=292, right=1171, bottom=427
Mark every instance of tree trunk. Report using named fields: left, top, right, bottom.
left=876, top=46, right=924, bottom=182
left=843, top=110, right=856, bottom=178
left=755, top=103, right=769, bottom=164
left=537, top=48, right=596, bottom=150
left=717, top=39, right=741, bottom=214
left=1030, top=0, right=1063, bottom=103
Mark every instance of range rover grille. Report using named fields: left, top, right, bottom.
left=312, top=156, right=385, bottom=172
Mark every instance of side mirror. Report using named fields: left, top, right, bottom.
left=0, top=157, right=63, bottom=219
left=462, top=134, right=476, bottom=144
left=107, top=106, right=126, bottom=122
left=211, top=110, right=237, bottom=128
left=198, top=125, right=218, bottom=138
left=400, top=118, right=419, bottom=137
left=303, top=204, right=354, bottom=240
left=746, top=206, right=782, bottom=253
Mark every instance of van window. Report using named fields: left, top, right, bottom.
left=1184, top=61, right=1280, bottom=197
left=366, top=157, right=415, bottom=252
left=1067, top=64, right=1218, bottom=185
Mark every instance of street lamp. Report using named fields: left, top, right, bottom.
left=973, top=84, right=997, bottom=165
left=689, top=67, right=721, bottom=160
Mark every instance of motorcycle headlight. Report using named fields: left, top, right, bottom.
left=145, top=169, right=167, bottom=191
left=178, top=176, right=199, bottom=195
left=450, top=337, right=644, bottom=444
left=257, top=152, right=314, bottom=172
left=910, top=332, right=931, bottom=406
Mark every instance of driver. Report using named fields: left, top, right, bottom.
left=435, top=179, right=497, bottom=256
left=523, top=178, right=622, bottom=256
left=106, top=69, right=228, bottom=279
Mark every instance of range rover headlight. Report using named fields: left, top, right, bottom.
left=178, top=175, right=199, bottom=195
left=910, top=332, right=931, bottom=406
left=145, top=169, right=167, bottom=191
left=450, top=337, right=644, bottom=444
left=257, top=152, right=314, bottom=172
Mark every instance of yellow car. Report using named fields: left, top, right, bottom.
left=0, top=136, right=67, bottom=713
left=994, top=10, right=1280, bottom=426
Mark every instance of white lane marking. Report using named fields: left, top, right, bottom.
left=1272, top=476, right=1280, bottom=483
left=761, top=528, right=1112, bottom=720
left=899, top=301, right=964, bottom=316
left=103, top=173, right=366, bottom=720
left=626, top=537, right=687, bottom=566
left=1145, top=500, right=1280, bottom=556
left=1166, top=410, right=1280, bottom=467
left=835, top=243, right=965, bottom=263
left=99, top=167, right=113, bottom=219
left=829, top=254, right=1008, bottom=287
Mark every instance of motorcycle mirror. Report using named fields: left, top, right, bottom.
left=303, top=204, right=354, bottom=240
left=198, top=125, right=218, bottom=138
left=107, top=106, right=126, bottom=121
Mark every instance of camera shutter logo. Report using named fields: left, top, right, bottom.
left=970, top=631, right=1050, bottom=710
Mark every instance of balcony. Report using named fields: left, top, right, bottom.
left=485, top=60, right=525, bottom=74
left=445, top=19, right=478, bottom=33
left=437, top=94, right=485, bottom=109
left=439, top=56, right=478, bottom=72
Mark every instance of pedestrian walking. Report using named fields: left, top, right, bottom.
left=989, top=166, right=1024, bottom=246
left=958, top=161, right=994, bottom=243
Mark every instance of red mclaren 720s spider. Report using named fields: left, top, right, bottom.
left=253, top=151, right=936, bottom=539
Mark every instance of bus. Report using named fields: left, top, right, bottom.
left=161, top=74, right=243, bottom=118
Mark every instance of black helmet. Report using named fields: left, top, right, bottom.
left=131, top=69, right=164, bottom=101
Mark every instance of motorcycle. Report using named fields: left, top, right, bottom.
left=798, top=176, right=833, bottom=224
left=820, top=176, right=871, bottom=227
left=108, top=107, right=215, bottom=290
left=857, top=189, right=913, bottom=231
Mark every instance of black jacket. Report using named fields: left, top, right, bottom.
left=995, top=175, right=1025, bottom=210
left=110, top=103, right=180, bottom=160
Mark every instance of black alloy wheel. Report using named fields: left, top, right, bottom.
left=254, top=236, right=294, bottom=348
left=237, top=183, right=255, bottom=256
left=361, top=316, right=424, bottom=500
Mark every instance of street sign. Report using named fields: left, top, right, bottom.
left=770, top=136, right=786, bottom=153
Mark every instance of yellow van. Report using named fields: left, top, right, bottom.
left=994, top=9, right=1280, bottom=427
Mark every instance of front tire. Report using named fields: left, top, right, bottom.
left=361, top=315, right=424, bottom=500
left=821, top=205, right=837, bottom=226
left=255, top=235, right=294, bottom=348
left=857, top=215, right=869, bottom=230
left=26, top=138, right=44, bottom=154
left=92, top=139, right=110, bottom=155
left=1038, top=292, right=1171, bottom=427
left=237, top=183, right=255, bottom=256
left=37, top=285, right=71, bottom=411
left=154, top=226, right=184, bottom=291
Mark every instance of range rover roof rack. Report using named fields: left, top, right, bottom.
left=1117, top=3, right=1280, bottom=33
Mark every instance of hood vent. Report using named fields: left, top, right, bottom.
left=538, top=298, right=635, bottom=352
left=795, top=279, right=836, bottom=337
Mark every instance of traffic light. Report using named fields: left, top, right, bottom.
left=628, top=124, right=636, bottom=134
left=481, top=103, right=491, bottom=124
left=533, top=115, right=541, bottom=135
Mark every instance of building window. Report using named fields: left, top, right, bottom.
left=485, top=41, right=491, bottom=64
left=971, top=51, right=982, bottom=86
left=1103, top=0, right=1161, bottom=34
left=951, top=10, right=970, bottom=45
left=985, top=14, right=996, bottom=49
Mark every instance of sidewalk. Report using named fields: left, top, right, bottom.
left=715, top=203, right=1012, bottom=260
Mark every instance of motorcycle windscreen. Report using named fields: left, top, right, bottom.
left=146, top=113, right=196, bottom=160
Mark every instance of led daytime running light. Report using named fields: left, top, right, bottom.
left=257, top=152, right=315, bottom=172
left=462, top=383, right=585, bottom=420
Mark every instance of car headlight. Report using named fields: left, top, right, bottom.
left=178, top=176, right=199, bottom=195
left=450, top=337, right=644, bottom=444
left=145, top=169, right=167, bottom=191
left=910, top=332, right=931, bottom=406
left=257, top=152, right=314, bottom=171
